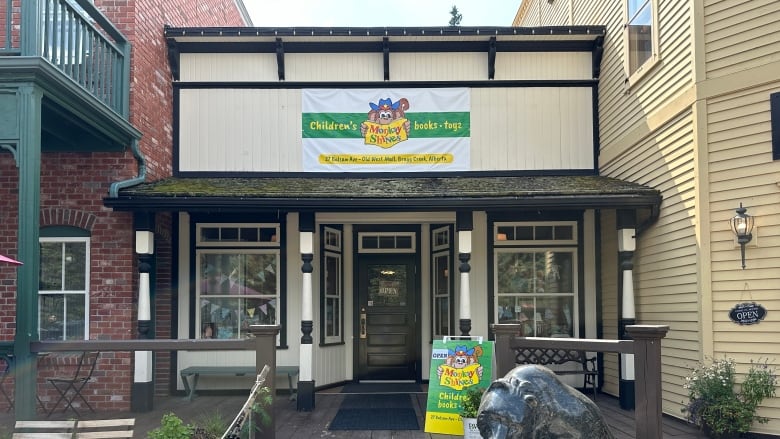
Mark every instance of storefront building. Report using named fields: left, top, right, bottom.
left=104, top=26, right=662, bottom=409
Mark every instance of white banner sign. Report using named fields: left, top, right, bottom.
left=302, top=88, right=470, bottom=172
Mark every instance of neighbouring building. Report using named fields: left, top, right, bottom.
left=0, top=0, right=250, bottom=417
left=515, top=0, right=780, bottom=435
left=103, top=23, right=664, bottom=412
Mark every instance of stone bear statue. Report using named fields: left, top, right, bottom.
left=477, top=364, right=614, bottom=439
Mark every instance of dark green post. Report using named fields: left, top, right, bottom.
left=14, top=85, right=43, bottom=420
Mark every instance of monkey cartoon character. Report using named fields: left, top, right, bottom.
left=360, top=97, right=411, bottom=145
left=437, top=344, right=484, bottom=379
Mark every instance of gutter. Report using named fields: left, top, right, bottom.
left=109, top=138, right=146, bottom=198
left=636, top=203, right=661, bottom=236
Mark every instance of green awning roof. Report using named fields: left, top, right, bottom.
left=104, top=175, right=661, bottom=213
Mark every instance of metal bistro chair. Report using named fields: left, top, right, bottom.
left=46, top=351, right=100, bottom=417
left=0, top=354, right=12, bottom=411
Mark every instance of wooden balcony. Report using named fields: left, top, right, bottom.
left=0, top=0, right=137, bottom=153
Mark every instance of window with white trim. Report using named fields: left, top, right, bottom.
left=431, top=226, right=453, bottom=339
left=625, top=0, right=659, bottom=81
left=321, top=226, right=343, bottom=345
left=39, top=236, right=90, bottom=340
left=494, top=222, right=577, bottom=338
left=196, top=223, right=280, bottom=339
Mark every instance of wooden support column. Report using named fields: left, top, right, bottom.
left=297, top=212, right=315, bottom=411
left=617, top=209, right=637, bottom=410
left=457, top=211, right=473, bottom=336
left=132, top=212, right=154, bottom=412
left=250, top=324, right=281, bottom=439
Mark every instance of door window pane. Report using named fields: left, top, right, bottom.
left=368, top=264, right=407, bottom=306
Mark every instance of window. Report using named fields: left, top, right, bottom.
left=321, top=226, right=343, bottom=345
left=39, top=235, right=90, bottom=341
left=196, top=223, right=280, bottom=339
left=359, top=232, right=416, bottom=253
left=431, top=226, right=453, bottom=339
left=494, top=222, right=577, bottom=337
left=625, top=0, right=659, bottom=81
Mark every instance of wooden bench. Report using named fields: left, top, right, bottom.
left=13, top=418, right=134, bottom=439
left=180, top=365, right=299, bottom=401
left=512, top=348, right=599, bottom=400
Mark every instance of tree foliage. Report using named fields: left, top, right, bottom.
left=449, top=5, right=462, bottom=26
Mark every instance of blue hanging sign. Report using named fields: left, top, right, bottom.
left=729, top=302, right=767, bottom=325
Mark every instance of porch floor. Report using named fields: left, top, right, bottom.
left=0, top=386, right=707, bottom=438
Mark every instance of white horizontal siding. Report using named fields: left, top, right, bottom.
left=178, top=89, right=302, bottom=172
left=180, top=53, right=279, bottom=82
left=389, top=52, right=487, bottom=81
left=286, top=53, right=384, bottom=82
left=179, top=49, right=593, bottom=83
left=178, top=87, right=595, bottom=172
left=495, top=52, right=592, bottom=80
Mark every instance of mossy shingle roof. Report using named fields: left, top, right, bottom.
left=105, top=175, right=661, bottom=212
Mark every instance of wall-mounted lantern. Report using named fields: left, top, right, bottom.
left=730, top=203, right=754, bottom=269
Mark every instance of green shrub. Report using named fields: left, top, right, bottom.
left=459, top=387, right=485, bottom=418
left=682, top=357, right=777, bottom=436
left=191, top=411, right=229, bottom=439
left=148, top=412, right=194, bottom=439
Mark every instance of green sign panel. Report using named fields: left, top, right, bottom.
left=424, top=338, right=494, bottom=435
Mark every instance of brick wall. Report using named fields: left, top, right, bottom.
left=93, top=0, right=247, bottom=400
left=0, top=0, right=246, bottom=412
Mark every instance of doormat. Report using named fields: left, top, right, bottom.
left=340, top=382, right=423, bottom=394
left=329, top=394, right=419, bottom=430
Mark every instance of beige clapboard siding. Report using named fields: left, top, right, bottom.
left=704, top=0, right=780, bottom=78
left=539, top=0, right=570, bottom=25
left=179, top=87, right=595, bottom=172
left=601, top=113, right=698, bottom=411
left=599, top=210, right=620, bottom=396
left=514, top=0, right=569, bottom=26
left=594, top=0, right=693, bottom=151
left=706, top=81, right=780, bottom=428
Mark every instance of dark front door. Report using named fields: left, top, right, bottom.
left=356, top=254, right=417, bottom=381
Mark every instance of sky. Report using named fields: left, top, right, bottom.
left=243, top=0, right=522, bottom=28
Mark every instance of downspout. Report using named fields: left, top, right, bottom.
left=636, top=202, right=662, bottom=236
left=109, top=138, right=146, bottom=198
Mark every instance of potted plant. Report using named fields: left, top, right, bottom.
left=460, top=386, right=485, bottom=439
left=682, top=357, right=776, bottom=438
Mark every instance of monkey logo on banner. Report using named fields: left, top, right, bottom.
left=424, top=338, right=494, bottom=435
left=359, top=97, right=411, bottom=149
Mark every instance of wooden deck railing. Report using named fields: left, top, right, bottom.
left=492, top=324, right=669, bottom=439
left=0, top=0, right=131, bottom=116
left=23, top=325, right=281, bottom=439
